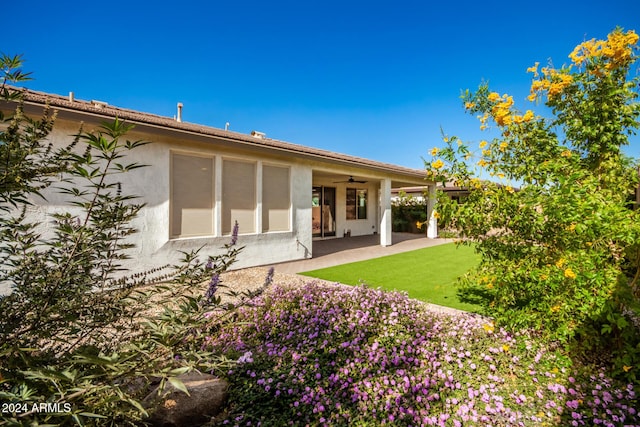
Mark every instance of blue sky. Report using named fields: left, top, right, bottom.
left=4, top=0, right=640, bottom=170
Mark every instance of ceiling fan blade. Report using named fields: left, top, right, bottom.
left=332, top=176, right=368, bottom=184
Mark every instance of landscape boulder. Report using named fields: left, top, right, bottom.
left=143, top=372, right=228, bottom=427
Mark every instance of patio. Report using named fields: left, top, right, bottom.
left=271, top=233, right=453, bottom=274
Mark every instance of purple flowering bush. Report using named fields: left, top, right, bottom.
left=205, top=283, right=638, bottom=426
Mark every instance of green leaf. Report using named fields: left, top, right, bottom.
left=167, top=377, right=190, bottom=396
left=169, top=366, right=191, bottom=376
left=77, top=412, right=108, bottom=419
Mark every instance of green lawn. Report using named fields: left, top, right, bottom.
left=300, top=242, right=481, bottom=312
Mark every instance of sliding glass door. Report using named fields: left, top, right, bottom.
left=312, top=186, right=336, bottom=238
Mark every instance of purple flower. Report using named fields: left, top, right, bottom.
left=263, top=267, right=275, bottom=287
left=205, top=282, right=640, bottom=426
left=230, top=220, right=239, bottom=246
left=205, top=273, right=220, bottom=301
left=237, top=351, right=253, bottom=364
left=565, top=399, right=579, bottom=410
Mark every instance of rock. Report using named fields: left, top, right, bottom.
left=143, top=372, right=228, bottom=427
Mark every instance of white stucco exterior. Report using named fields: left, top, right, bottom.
left=0, top=90, right=435, bottom=282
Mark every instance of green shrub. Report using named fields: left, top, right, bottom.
left=391, top=190, right=427, bottom=233
left=426, top=28, right=640, bottom=380
left=0, top=56, right=265, bottom=425
left=206, top=283, right=639, bottom=426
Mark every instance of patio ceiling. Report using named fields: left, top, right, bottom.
left=312, top=170, right=429, bottom=189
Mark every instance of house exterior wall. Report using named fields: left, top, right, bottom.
left=0, top=91, right=433, bottom=292
left=16, top=118, right=314, bottom=277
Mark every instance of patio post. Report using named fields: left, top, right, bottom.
left=380, top=178, right=392, bottom=246
left=427, top=184, right=438, bottom=238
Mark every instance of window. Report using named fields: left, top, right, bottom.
left=346, top=188, right=367, bottom=220
left=222, top=159, right=256, bottom=234
left=262, top=165, right=290, bottom=232
left=170, top=153, right=214, bottom=238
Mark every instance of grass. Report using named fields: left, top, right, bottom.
left=300, top=242, right=481, bottom=312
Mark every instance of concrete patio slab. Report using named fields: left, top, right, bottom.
left=270, top=232, right=454, bottom=274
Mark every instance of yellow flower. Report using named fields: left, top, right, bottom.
left=430, top=147, right=439, bottom=156
left=567, top=223, right=576, bottom=231
left=479, top=140, right=488, bottom=148
left=571, top=30, right=639, bottom=70
left=483, top=322, right=495, bottom=333
left=497, top=173, right=505, bottom=179
left=561, top=150, right=572, bottom=158
left=502, top=344, right=510, bottom=352
left=555, top=258, right=566, bottom=268
left=527, top=93, right=537, bottom=102
left=480, top=124, right=488, bottom=131
left=465, top=102, right=476, bottom=110
left=551, top=304, right=561, bottom=313
left=431, top=159, right=444, bottom=169
left=416, top=221, right=424, bottom=229
left=526, top=62, right=539, bottom=74
left=444, top=137, right=449, bottom=143
left=564, top=268, right=577, bottom=279
left=523, top=110, right=534, bottom=122
left=486, top=283, right=494, bottom=289
left=433, top=211, right=441, bottom=219
left=499, top=142, right=508, bottom=151
left=488, top=92, right=501, bottom=102
left=505, top=186, right=514, bottom=194
left=623, top=365, right=632, bottom=372
left=540, top=274, right=548, bottom=281
left=477, top=159, right=489, bottom=167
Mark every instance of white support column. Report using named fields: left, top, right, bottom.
left=214, top=156, right=223, bottom=237
left=380, top=178, right=392, bottom=246
left=427, top=184, right=438, bottom=239
left=256, top=161, right=263, bottom=234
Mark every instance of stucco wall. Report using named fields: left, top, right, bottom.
left=8, top=118, right=314, bottom=285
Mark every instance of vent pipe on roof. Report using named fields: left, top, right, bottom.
left=177, top=103, right=183, bottom=123
left=91, top=100, right=108, bottom=109
left=251, top=130, right=266, bottom=139
left=225, top=122, right=230, bottom=131
left=69, top=92, right=74, bottom=102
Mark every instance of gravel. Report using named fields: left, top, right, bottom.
left=215, top=267, right=475, bottom=317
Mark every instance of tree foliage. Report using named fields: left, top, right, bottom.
left=0, top=55, right=268, bottom=425
left=391, top=190, right=428, bottom=233
left=426, top=29, right=640, bottom=378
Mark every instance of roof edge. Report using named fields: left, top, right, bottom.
left=5, top=86, right=429, bottom=180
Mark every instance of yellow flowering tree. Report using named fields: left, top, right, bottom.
left=427, top=28, right=640, bottom=377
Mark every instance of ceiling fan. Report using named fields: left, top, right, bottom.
left=333, top=175, right=368, bottom=184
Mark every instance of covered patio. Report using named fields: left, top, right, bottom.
left=311, top=170, right=438, bottom=248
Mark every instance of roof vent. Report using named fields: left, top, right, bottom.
left=91, top=100, right=108, bottom=109
left=251, top=130, right=266, bottom=139
left=177, top=102, right=183, bottom=123
left=69, top=92, right=75, bottom=102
